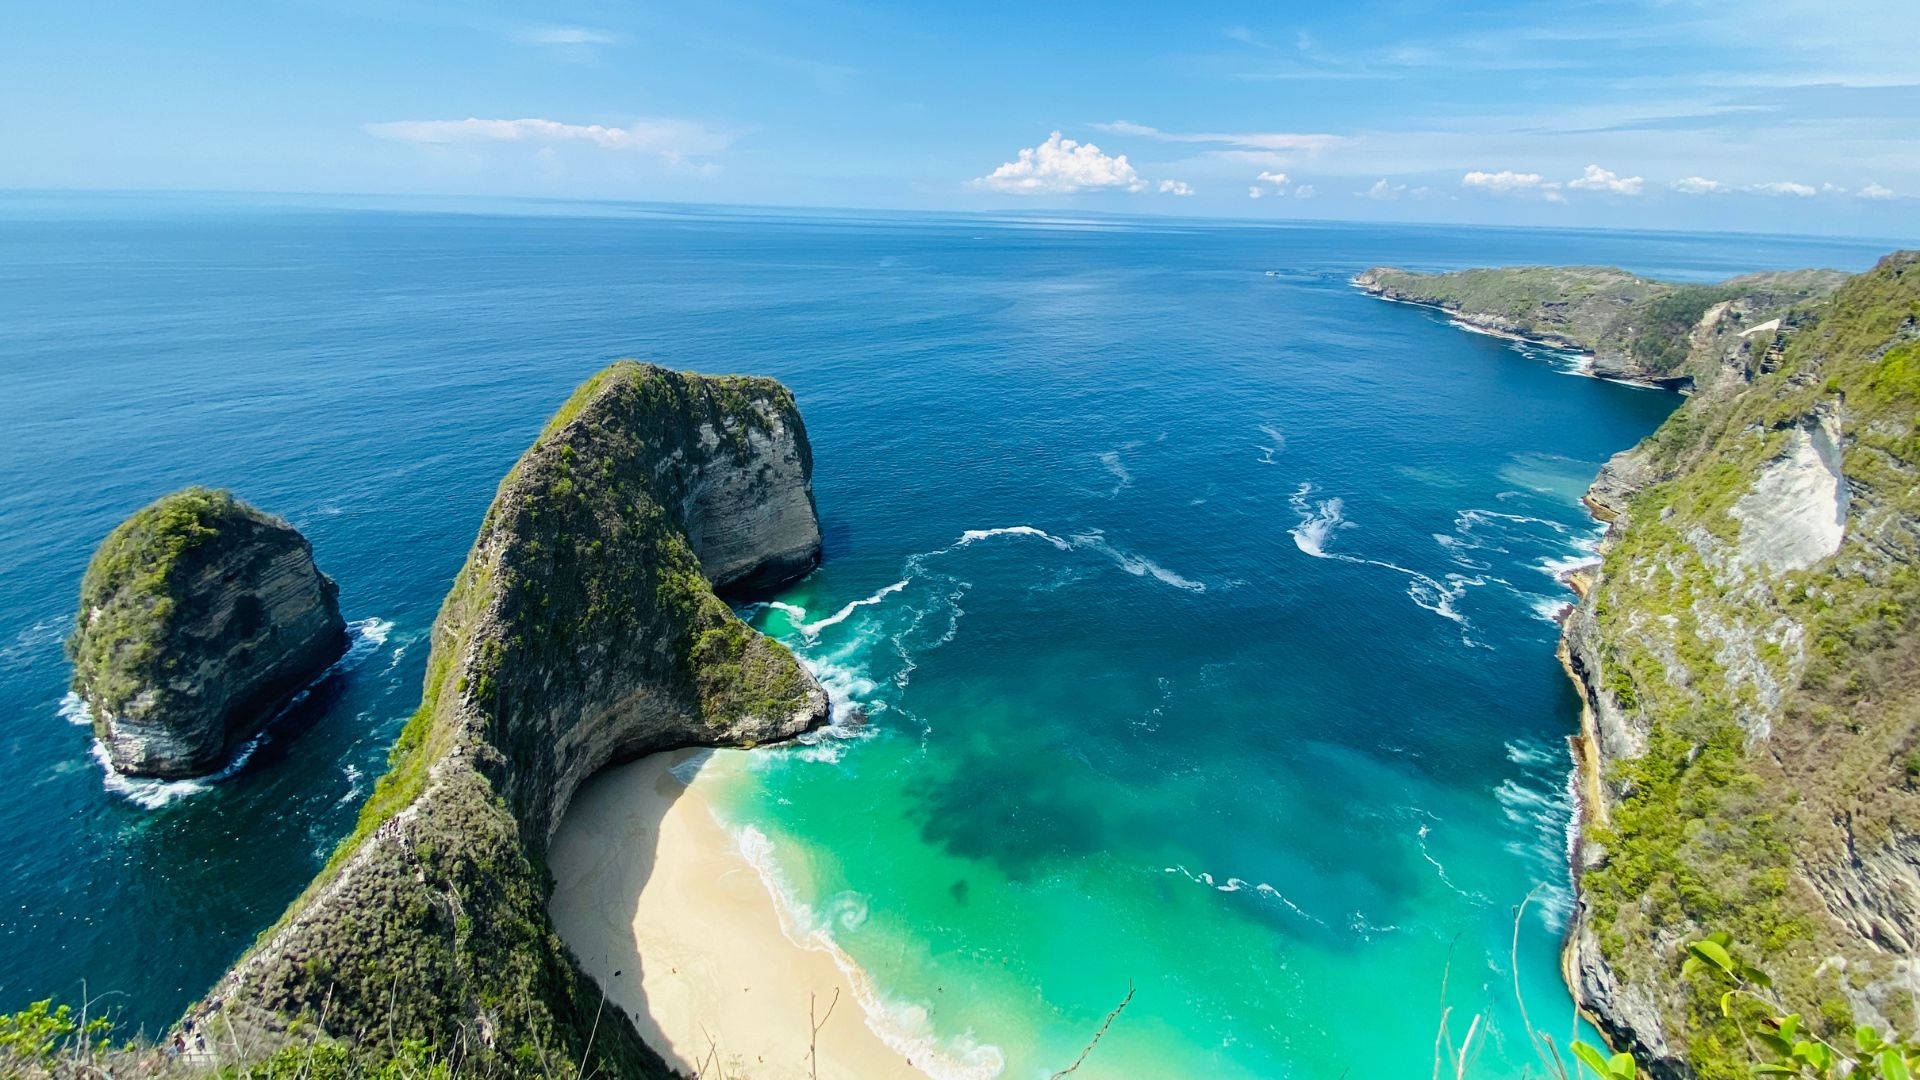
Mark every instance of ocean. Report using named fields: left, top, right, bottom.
left=0, top=192, right=1894, bottom=1076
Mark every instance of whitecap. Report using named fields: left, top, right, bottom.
left=1287, top=483, right=1349, bottom=558
left=1162, top=864, right=1323, bottom=925
left=1070, top=531, right=1207, bottom=593
left=792, top=581, right=909, bottom=637
left=1525, top=594, right=1573, bottom=624
left=954, top=525, right=1069, bottom=550
left=1289, top=483, right=1482, bottom=641
left=1097, top=449, right=1132, bottom=495
left=59, top=692, right=90, bottom=725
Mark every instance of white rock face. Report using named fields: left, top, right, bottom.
left=1732, top=415, right=1848, bottom=572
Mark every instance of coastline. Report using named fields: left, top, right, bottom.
left=1554, top=550, right=1614, bottom=1045
left=547, top=750, right=930, bottom=1080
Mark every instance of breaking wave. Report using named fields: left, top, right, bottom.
left=738, top=825, right=1006, bottom=1080
left=1162, top=864, right=1325, bottom=926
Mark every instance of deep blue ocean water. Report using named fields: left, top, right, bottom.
left=0, top=193, right=1894, bottom=1075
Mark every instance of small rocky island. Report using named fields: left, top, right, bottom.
left=67, top=487, right=347, bottom=778
left=199, top=362, right=828, bottom=1077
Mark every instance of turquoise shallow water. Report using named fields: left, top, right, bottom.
left=0, top=193, right=1895, bottom=1073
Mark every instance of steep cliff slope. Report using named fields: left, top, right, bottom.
left=202, top=362, right=828, bottom=1076
left=1558, top=251, right=1920, bottom=1077
left=1355, top=265, right=1848, bottom=390
left=67, top=487, right=347, bottom=778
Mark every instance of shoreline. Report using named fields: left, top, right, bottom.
left=1554, top=546, right=1614, bottom=1045
left=1352, top=279, right=1683, bottom=391
left=547, top=750, right=937, bottom=1080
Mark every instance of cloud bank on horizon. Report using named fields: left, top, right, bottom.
left=3, top=0, right=1915, bottom=234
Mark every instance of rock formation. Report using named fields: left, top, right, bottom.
left=67, top=487, right=348, bottom=778
left=1371, top=253, right=1920, bottom=1077
left=200, top=362, right=828, bottom=1077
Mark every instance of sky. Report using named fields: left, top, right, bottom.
left=3, top=0, right=1918, bottom=237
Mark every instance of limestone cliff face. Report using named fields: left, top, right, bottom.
left=1354, top=265, right=1848, bottom=389
left=202, top=362, right=828, bottom=1077
left=1548, top=254, right=1919, bottom=1077
left=67, top=488, right=347, bottom=778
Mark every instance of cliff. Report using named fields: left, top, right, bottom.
left=67, top=488, right=347, bottom=778
left=1354, top=265, right=1848, bottom=390
left=1374, top=254, right=1920, bottom=1077
left=200, top=362, right=828, bottom=1076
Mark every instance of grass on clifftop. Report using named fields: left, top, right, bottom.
left=66, top=487, right=280, bottom=718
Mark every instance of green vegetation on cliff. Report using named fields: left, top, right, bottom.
left=68, top=487, right=270, bottom=716
left=1356, top=264, right=1848, bottom=386
left=1571, top=252, right=1920, bottom=1076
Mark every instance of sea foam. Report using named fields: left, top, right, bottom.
left=1289, top=483, right=1483, bottom=641
left=736, top=825, right=1007, bottom=1080
left=76, top=616, right=393, bottom=809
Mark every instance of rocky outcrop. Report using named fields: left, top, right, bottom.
left=1547, top=254, right=1920, bottom=1076
left=1353, top=265, right=1848, bottom=388
left=198, top=362, right=828, bottom=1077
left=66, top=488, right=347, bottom=778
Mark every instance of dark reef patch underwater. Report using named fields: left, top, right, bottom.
left=0, top=193, right=1896, bottom=1076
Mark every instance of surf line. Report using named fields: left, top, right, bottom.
left=748, top=524, right=1210, bottom=641
left=1287, top=482, right=1484, bottom=642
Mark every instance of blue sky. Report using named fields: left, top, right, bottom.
left=4, top=0, right=1917, bottom=236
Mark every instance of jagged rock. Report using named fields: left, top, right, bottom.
left=200, top=362, right=827, bottom=1077
left=67, top=488, right=347, bottom=778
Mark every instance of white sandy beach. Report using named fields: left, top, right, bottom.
left=548, top=751, right=923, bottom=1080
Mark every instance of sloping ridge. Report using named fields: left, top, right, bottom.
left=1559, top=251, right=1920, bottom=1076
left=203, top=361, right=829, bottom=1076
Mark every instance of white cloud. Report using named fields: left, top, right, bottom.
left=1294, top=184, right=1316, bottom=199
left=971, top=132, right=1146, bottom=194
left=1567, top=164, right=1644, bottom=195
left=1859, top=182, right=1896, bottom=200
left=1249, top=169, right=1291, bottom=198
left=365, top=117, right=730, bottom=164
left=515, top=26, right=620, bottom=46
left=1159, top=179, right=1195, bottom=196
left=1822, top=182, right=1849, bottom=195
left=1091, top=121, right=1344, bottom=155
left=1750, top=181, right=1817, bottom=197
left=1672, top=176, right=1728, bottom=194
left=1462, top=169, right=1546, bottom=193
left=1363, top=179, right=1405, bottom=201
